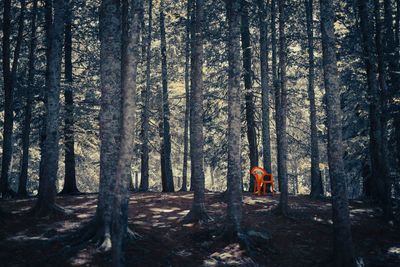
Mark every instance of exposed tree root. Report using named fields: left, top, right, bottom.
left=213, top=226, right=272, bottom=256
left=182, top=207, right=212, bottom=224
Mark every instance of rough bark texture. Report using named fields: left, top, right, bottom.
left=18, top=0, right=37, bottom=197
left=257, top=0, right=272, bottom=182
left=306, top=0, right=323, bottom=199
left=140, top=0, right=152, bottom=192
left=180, top=0, right=191, bottom=192
left=112, top=0, right=141, bottom=265
left=61, top=0, right=79, bottom=195
left=271, top=0, right=280, bottom=191
left=33, top=0, right=65, bottom=216
left=224, top=0, right=243, bottom=237
left=277, top=0, right=288, bottom=215
left=1, top=0, right=25, bottom=198
left=320, top=0, right=356, bottom=265
left=183, top=0, right=210, bottom=223
left=96, top=0, right=122, bottom=250
left=160, top=1, right=174, bottom=192
left=241, top=0, right=259, bottom=192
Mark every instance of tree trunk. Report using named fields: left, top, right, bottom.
left=319, top=0, right=355, bottom=265
left=140, top=0, right=152, bottom=192
left=306, top=0, right=323, bottom=199
left=61, top=0, right=79, bottom=195
left=160, top=1, right=174, bottom=192
left=241, top=0, right=258, bottom=193
left=180, top=0, right=191, bottom=192
left=257, top=0, right=272, bottom=185
left=277, top=0, right=288, bottom=215
left=1, top=0, right=25, bottom=198
left=271, top=0, right=280, bottom=192
left=112, top=0, right=141, bottom=264
left=224, top=0, right=242, bottom=238
left=183, top=0, right=210, bottom=223
left=91, top=0, right=122, bottom=250
left=18, top=0, right=37, bottom=197
left=33, top=0, right=65, bottom=217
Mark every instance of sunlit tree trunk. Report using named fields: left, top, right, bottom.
left=61, top=0, right=79, bottom=195
left=241, top=0, right=258, bottom=192
left=140, top=0, right=152, bottom=192
left=160, top=0, right=174, bottom=192
left=183, top=0, right=210, bottom=223
left=305, top=0, right=323, bottom=199
left=320, top=0, right=355, bottom=265
left=18, top=0, right=37, bottom=197
left=112, top=0, right=141, bottom=264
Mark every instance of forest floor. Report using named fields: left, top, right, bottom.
left=0, top=192, right=400, bottom=266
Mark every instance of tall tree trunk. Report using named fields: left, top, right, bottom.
left=33, top=0, right=65, bottom=216
left=271, top=0, right=280, bottom=191
left=183, top=0, right=210, bottom=223
left=241, top=0, right=258, bottom=193
left=1, top=0, right=26, bottom=198
left=90, top=0, right=122, bottom=250
left=160, top=1, right=174, bottom=192
left=319, top=0, right=355, bottom=265
left=18, top=0, right=38, bottom=197
left=376, top=0, right=394, bottom=220
left=306, top=0, right=323, bottom=199
left=257, top=0, right=272, bottom=183
left=112, top=0, right=141, bottom=264
left=61, top=0, right=79, bottom=195
left=277, top=0, right=288, bottom=214
left=38, top=0, right=53, bottom=201
left=180, top=0, right=191, bottom=192
left=224, top=0, right=242, bottom=239
left=359, top=0, right=385, bottom=202
left=140, top=0, right=152, bottom=192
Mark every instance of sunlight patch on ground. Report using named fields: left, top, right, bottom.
left=76, top=213, right=92, bottom=219
left=387, top=247, right=400, bottom=257
left=58, top=221, right=82, bottom=232
left=204, top=243, right=255, bottom=266
left=150, top=207, right=180, bottom=213
left=177, top=210, right=189, bottom=216
left=243, top=196, right=275, bottom=205
left=70, top=250, right=91, bottom=266
left=7, top=234, right=48, bottom=242
left=167, top=216, right=178, bottom=220
left=135, top=214, right=147, bottom=219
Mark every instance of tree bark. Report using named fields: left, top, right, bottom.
left=61, top=0, right=79, bottom=195
left=241, top=0, right=259, bottom=193
left=224, top=0, right=242, bottom=238
left=112, top=0, right=141, bottom=264
left=1, top=0, right=26, bottom=198
left=257, top=0, right=272, bottom=186
left=160, top=0, right=174, bottom=192
left=180, top=0, right=191, bottom=192
left=93, top=0, right=122, bottom=250
left=306, top=0, right=323, bottom=199
left=320, top=0, right=355, bottom=265
left=277, top=0, right=288, bottom=214
left=183, top=0, right=210, bottom=223
left=33, top=0, right=65, bottom=216
left=140, top=0, right=153, bottom=192
left=18, top=0, right=37, bottom=197
left=271, top=0, right=280, bottom=192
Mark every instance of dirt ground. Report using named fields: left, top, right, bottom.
left=0, top=192, right=399, bottom=266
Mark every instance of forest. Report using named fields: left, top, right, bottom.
left=0, top=0, right=399, bottom=266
